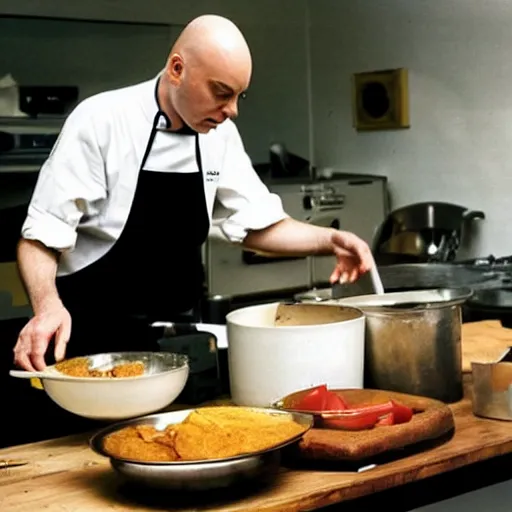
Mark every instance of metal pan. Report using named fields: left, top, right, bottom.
left=89, top=407, right=313, bottom=491
left=471, top=347, right=512, bottom=420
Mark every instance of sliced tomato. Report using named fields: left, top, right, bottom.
left=293, top=387, right=413, bottom=428
left=321, top=399, right=413, bottom=431
left=294, top=384, right=329, bottom=411
left=389, top=400, right=413, bottom=424
left=324, top=392, right=348, bottom=411
left=321, top=410, right=382, bottom=431
left=340, top=400, right=413, bottom=425
left=376, top=412, right=395, bottom=426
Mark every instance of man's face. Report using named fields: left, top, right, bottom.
left=167, top=53, right=251, bottom=133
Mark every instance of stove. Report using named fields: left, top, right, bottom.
left=457, top=255, right=512, bottom=290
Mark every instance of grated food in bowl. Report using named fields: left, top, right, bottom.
left=55, top=357, right=145, bottom=378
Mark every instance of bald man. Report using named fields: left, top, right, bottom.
left=13, top=15, right=373, bottom=372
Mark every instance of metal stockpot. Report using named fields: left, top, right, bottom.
left=298, top=288, right=473, bottom=403
left=372, top=201, right=485, bottom=264
left=339, top=289, right=472, bottom=403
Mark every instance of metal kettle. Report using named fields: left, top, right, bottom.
left=372, top=201, right=485, bottom=264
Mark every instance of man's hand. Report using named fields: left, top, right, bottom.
left=13, top=304, right=72, bottom=371
left=329, top=230, right=374, bottom=285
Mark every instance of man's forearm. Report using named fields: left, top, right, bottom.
left=17, top=238, right=62, bottom=314
left=243, top=218, right=335, bottom=257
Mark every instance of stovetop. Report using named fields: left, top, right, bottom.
left=377, top=254, right=512, bottom=292
left=459, top=254, right=512, bottom=267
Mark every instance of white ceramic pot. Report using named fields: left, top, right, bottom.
left=226, top=302, right=365, bottom=407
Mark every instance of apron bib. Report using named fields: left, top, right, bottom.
left=55, top=113, right=209, bottom=357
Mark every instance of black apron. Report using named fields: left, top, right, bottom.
left=55, top=111, right=210, bottom=358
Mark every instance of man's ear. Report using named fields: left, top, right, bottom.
left=167, top=54, right=184, bottom=85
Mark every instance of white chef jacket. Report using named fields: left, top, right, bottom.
left=21, top=75, right=288, bottom=277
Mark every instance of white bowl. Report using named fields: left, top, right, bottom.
left=39, top=352, right=189, bottom=421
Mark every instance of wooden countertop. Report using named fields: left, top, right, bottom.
left=2, top=377, right=512, bottom=512
left=3, top=319, right=512, bottom=512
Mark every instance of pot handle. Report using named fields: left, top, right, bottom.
left=462, top=209, right=485, bottom=222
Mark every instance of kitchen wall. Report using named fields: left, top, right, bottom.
left=308, top=0, right=512, bottom=259
left=0, top=17, right=178, bottom=102
left=9, top=1, right=510, bottom=258
left=0, top=0, right=310, bottom=164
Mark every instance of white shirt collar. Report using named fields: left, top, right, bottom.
left=140, top=71, right=197, bottom=134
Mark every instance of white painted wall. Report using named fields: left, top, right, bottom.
left=309, top=0, right=512, bottom=258
left=6, top=0, right=511, bottom=258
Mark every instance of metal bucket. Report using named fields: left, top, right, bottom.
left=471, top=347, right=512, bottom=421
left=297, top=288, right=473, bottom=403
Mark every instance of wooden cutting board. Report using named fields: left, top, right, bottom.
left=461, top=320, right=512, bottom=372
left=287, top=388, right=454, bottom=463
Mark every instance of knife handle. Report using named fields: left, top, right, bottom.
left=151, top=322, right=199, bottom=337
left=0, top=459, right=28, bottom=468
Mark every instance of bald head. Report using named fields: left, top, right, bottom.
left=173, top=15, right=252, bottom=72
left=159, top=15, right=252, bottom=133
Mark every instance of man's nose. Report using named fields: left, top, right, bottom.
left=222, top=98, right=238, bottom=119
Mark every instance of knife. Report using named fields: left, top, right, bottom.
left=0, top=459, right=29, bottom=469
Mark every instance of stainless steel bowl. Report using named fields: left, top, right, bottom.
left=84, top=351, right=188, bottom=373
left=90, top=407, right=313, bottom=491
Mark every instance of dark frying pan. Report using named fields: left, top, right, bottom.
left=464, top=288, right=512, bottom=328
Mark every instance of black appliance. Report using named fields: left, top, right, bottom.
left=18, top=85, right=79, bottom=118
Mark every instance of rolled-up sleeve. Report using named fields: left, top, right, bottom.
left=214, top=122, right=288, bottom=244
left=21, top=101, right=107, bottom=252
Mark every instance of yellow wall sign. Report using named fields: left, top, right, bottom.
left=352, top=68, right=410, bottom=131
